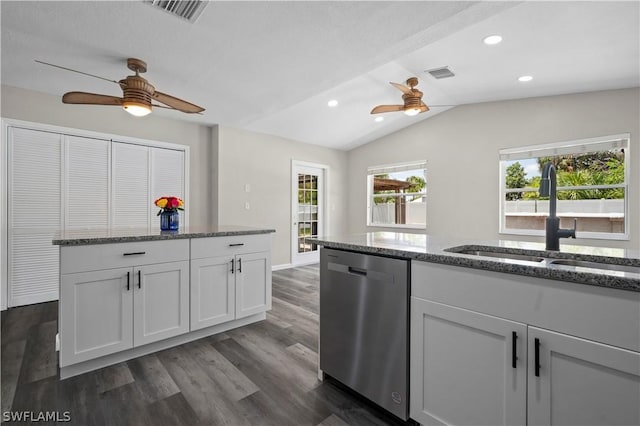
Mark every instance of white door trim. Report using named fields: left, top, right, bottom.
left=291, top=160, right=329, bottom=266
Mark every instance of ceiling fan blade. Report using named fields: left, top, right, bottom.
left=152, top=91, right=204, bottom=113
left=35, top=60, right=119, bottom=85
left=62, top=92, right=123, bottom=106
left=389, top=82, right=413, bottom=95
left=419, top=102, right=430, bottom=113
left=370, top=104, right=405, bottom=114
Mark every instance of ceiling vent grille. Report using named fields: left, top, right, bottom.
left=426, top=67, right=455, bottom=79
left=144, top=0, right=208, bottom=23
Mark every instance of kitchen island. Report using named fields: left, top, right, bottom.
left=310, top=232, right=640, bottom=426
left=54, top=226, right=275, bottom=379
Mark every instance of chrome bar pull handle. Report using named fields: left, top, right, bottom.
left=138, top=270, right=142, bottom=289
left=231, top=258, right=235, bottom=274
left=126, top=271, right=130, bottom=291
left=238, top=258, right=242, bottom=273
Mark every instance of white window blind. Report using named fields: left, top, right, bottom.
left=499, top=135, right=629, bottom=161
left=368, top=161, right=427, bottom=176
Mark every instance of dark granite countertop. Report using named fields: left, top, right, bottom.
left=309, top=232, right=640, bottom=292
left=53, top=225, right=275, bottom=246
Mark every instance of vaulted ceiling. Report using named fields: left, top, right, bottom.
left=2, top=1, right=639, bottom=150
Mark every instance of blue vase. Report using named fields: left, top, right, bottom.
left=160, top=210, right=179, bottom=231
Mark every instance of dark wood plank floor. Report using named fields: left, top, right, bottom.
left=1, top=265, right=404, bottom=425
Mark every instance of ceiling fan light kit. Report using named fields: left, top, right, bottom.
left=38, top=57, right=205, bottom=117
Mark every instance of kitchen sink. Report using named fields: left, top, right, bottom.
left=446, top=245, right=640, bottom=275
left=550, top=259, right=640, bottom=274
left=456, top=249, right=545, bottom=263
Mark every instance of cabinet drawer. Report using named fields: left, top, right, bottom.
left=191, top=234, right=271, bottom=259
left=60, top=239, right=189, bottom=274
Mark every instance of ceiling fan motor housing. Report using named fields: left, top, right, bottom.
left=403, top=90, right=423, bottom=109
left=120, top=76, right=154, bottom=108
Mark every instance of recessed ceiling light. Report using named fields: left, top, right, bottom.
left=374, top=116, right=384, bottom=122
left=327, top=99, right=339, bottom=107
left=483, top=35, right=502, bottom=45
left=518, top=75, right=533, bottom=82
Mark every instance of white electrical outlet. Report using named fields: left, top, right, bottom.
left=245, top=202, right=251, bottom=210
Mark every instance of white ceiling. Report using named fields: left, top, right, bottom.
left=2, top=1, right=639, bottom=150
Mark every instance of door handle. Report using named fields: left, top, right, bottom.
left=534, top=338, right=541, bottom=377
left=231, top=258, right=235, bottom=274
left=348, top=266, right=367, bottom=276
left=138, top=270, right=142, bottom=289
left=126, top=271, right=130, bottom=291
left=512, top=331, right=518, bottom=368
left=238, top=258, right=242, bottom=273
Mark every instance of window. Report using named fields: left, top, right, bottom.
left=367, top=161, right=427, bottom=228
left=499, top=134, right=629, bottom=240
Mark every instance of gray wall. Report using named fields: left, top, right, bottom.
left=1, top=85, right=214, bottom=227
left=347, top=88, right=640, bottom=249
left=216, top=126, right=348, bottom=266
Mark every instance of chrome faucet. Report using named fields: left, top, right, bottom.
left=539, top=163, right=576, bottom=251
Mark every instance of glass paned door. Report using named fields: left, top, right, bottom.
left=292, top=164, right=324, bottom=265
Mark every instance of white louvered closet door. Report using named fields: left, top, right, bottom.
left=8, top=128, right=63, bottom=306
left=150, top=148, right=185, bottom=229
left=112, top=142, right=150, bottom=228
left=65, top=136, right=110, bottom=234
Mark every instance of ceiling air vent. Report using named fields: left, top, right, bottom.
left=144, top=0, right=208, bottom=23
left=426, top=66, right=455, bottom=79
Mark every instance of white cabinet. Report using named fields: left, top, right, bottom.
left=410, top=299, right=526, bottom=426
left=60, top=267, right=133, bottom=366
left=190, top=256, right=235, bottom=329
left=133, top=261, right=190, bottom=346
left=59, top=240, right=189, bottom=367
left=410, top=261, right=640, bottom=426
left=528, top=327, right=640, bottom=426
left=235, top=251, right=271, bottom=318
left=190, top=234, right=272, bottom=331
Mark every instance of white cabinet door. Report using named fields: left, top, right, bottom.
left=410, top=298, right=527, bottom=426
left=190, top=256, right=235, bottom=330
left=528, top=326, right=640, bottom=426
left=59, top=267, right=133, bottom=366
left=111, top=142, right=150, bottom=228
left=8, top=127, right=62, bottom=306
left=133, top=261, right=189, bottom=346
left=65, top=136, right=110, bottom=232
left=235, top=251, right=271, bottom=319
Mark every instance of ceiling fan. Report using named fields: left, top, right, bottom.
left=36, top=58, right=205, bottom=117
left=371, top=77, right=447, bottom=117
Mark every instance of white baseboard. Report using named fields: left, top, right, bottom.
left=272, top=263, right=294, bottom=271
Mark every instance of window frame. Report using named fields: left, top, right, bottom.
left=366, top=161, right=427, bottom=230
left=498, top=134, right=630, bottom=240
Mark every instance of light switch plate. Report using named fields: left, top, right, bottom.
left=244, top=184, right=250, bottom=193
left=245, top=202, right=250, bottom=210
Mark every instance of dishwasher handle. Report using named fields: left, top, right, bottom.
left=347, top=266, right=367, bottom=276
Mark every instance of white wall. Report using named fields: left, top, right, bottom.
left=1, top=85, right=214, bottom=226
left=347, top=88, right=640, bottom=250
left=216, top=126, right=348, bottom=266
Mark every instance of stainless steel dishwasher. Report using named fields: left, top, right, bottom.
left=320, top=247, right=409, bottom=420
